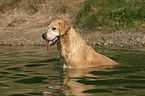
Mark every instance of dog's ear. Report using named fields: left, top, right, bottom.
left=59, top=21, right=71, bottom=36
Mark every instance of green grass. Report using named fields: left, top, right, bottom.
left=0, top=0, right=144, bottom=32
left=75, top=0, right=145, bottom=32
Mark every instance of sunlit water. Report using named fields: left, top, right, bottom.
left=0, top=46, right=145, bottom=96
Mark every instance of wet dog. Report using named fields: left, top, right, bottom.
left=42, top=19, right=118, bottom=68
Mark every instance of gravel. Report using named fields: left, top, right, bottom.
left=0, top=28, right=145, bottom=48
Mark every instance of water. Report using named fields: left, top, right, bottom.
left=0, top=46, right=145, bottom=96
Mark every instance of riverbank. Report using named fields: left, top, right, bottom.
left=0, top=0, right=144, bottom=48
left=0, top=27, right=144, bottom=48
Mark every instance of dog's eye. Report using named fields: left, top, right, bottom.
left=52, top=27, right=56, bottom=30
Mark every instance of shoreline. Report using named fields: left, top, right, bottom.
left=0, top=29, right=144, bottom=48
left=0, top=0, right=144, bottom=48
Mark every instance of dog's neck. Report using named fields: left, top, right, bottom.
left=61, top=27, right=86, bottom=52
left=57, top=27, right=89, bottom=68
left=58, top=27, right=87, bottom=67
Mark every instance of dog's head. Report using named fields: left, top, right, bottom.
left=42, top=19, right=71, bottom=50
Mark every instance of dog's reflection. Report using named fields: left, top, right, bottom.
left=59, top=66, right=112, bottom=96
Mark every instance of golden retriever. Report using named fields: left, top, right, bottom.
left=42, top=19, right=118, bottom=68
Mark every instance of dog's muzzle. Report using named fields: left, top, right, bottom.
left=42, top=33, right=60, bottom=50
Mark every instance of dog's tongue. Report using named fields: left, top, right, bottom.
left=45, top=37, right=58, bottom=50
left=45, top=41, right=52, bottom=50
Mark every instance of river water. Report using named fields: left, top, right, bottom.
left=0, top=46, right=145, bottom=96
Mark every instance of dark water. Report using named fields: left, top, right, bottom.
left=0, top=46, right=145, bottom=96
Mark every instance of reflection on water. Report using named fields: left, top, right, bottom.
left=0, top=46, right=145, bottom=96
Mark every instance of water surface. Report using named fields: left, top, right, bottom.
left=0, top=46, right=145, bottom=96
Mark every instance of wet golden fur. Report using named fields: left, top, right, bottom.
left=47, top=19, right=118, bottom=68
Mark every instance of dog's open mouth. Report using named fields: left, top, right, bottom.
left=45, top=37, right=59, bottom=50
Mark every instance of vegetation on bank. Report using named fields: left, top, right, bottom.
left=75, top=0, right=145, bottom=32
left=0, top=0, right=43, bottom=14
left=0, top=0, right=145, bottom=33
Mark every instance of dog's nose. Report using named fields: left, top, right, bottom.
left=42, top=33, right=46, bottom=39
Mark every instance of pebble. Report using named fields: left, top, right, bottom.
left=0, top=29, right=145, bottom=48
